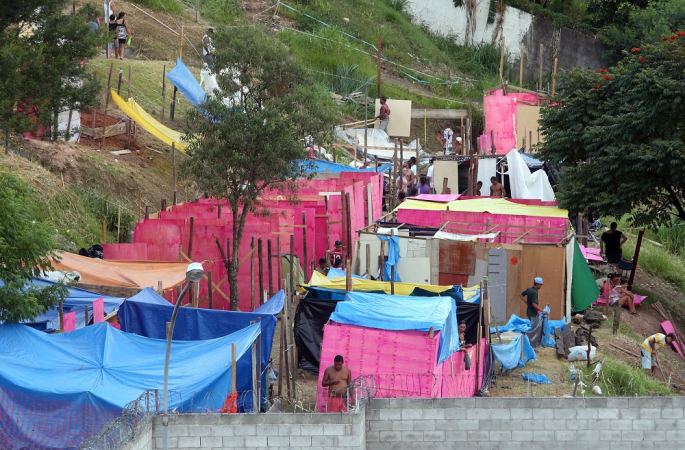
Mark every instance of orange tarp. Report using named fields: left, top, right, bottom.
left=51, top=252, right=188, bottom=289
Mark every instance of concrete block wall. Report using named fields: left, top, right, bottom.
left=366, top=397, right=685, bottom=450
left=151, top=410, right=366, bottom=450
left=121, top=422, right=153, bottom=450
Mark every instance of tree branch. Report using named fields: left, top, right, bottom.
left=664, top=184, right=685, bottom=221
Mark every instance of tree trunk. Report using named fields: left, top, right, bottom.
left=228, top=258, right=239, bottom=311
left=227, top=200, right=252, bottom=311
left=4, top=129, right=9, bottom=155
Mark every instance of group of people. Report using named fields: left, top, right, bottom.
left=439, top=121, right=463, bottom=155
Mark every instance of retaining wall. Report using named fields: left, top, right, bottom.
left=121, top=422, right=153, bottom=450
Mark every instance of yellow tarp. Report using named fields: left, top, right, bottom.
left=51, top=252, right=189, bottom=289
left=110, top=89, right=187, bottom=151
left=306, top=271, right=463, bottom=296
left=396, top=197, right=568, bottom=218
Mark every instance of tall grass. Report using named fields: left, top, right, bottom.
left=580, top=357, right=672, bottom=397
left=129, top=0, right=187, bottom=16
left=326, top=65, right=375, bottom=97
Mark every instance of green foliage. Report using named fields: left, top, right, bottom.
left=0, top=0, right=104, bottom=141
left=326, top=64, right=374, bottom=97
left=0, top=172, right=66, bottom=323
left=601, top=0, right=685, bottom=62
left=81, top=190, right=136, bottom=242
left=579, top=357, right=672, bottom=397
left=383, top=0, right=408, bottom=12
left=584, top=0, right=649, bottom=29
left=507, top=0, right=595, bottom=34
left=539, top=36, right=685, bottom=228
left=181, top=26, right=339, bottom=309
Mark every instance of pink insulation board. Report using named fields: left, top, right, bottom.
left=484, top=89, right=543, bottom=155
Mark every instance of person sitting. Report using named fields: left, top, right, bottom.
left=315, top=257, right=329, bottom=276
left=418, top=176, right=431, bottom=195
left=608, top=273, right=638, bottom=315
left=408, top=187, right=419, bottom=198
left=476, top=181, right=483, bottom=196
left=459, top=321, right=473, bottom=350
left=397, top=191, right=407, bottom=205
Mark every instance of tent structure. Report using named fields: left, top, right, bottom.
left=0, top=279, right=126, bottom=332
left=0, top=322, right=259, bottom=449
left=315, top=292, right=486, bottom=411
left=118, top=289, right=285, bottom=411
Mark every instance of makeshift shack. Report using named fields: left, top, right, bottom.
left=315, top=292, right=486, bottom=411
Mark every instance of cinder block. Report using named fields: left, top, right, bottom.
left=390, top=420, right=407, bottom=431
left=412, top=420, right=436, bottom=431
left=650, top=430, right=666, bottom=441
left=622, top=430, right=645, bottom=441
left=543, top=419, right=567, bottom=431
left=488, top=430, right=511, bottom=442
left=222, top=436, right=245, bottom=447
left=255, top=424, right=278, bottom=436
left=312, top=435, right=336, bottom=447
left=663, top=408, right=683, bottom=419
left=607, top=398, right=630, bottom=408
left=639, top=408, right=662, bottom=419
left=475, top=443, right=500, bottom=450
left=553, top=408, right=576, bottom=420
left=366, top=443, right=392, bottom=450
left=233, top=425, right=257, bottom=436
left=466, top=430, right=489, bottom=441
left=266, top=436, right=290, bottom=447
left=632, top=442, right=654, bottom=450
left=379, top=409, right=402, bottom=420
left=369, top=420, right=392, bottom=431
left=210, top=425, right=235, bottom=437
left=671, top=397, right=685, bottom=408
left=444, top=408, right=467, bottom=420
left=366, top=408, right=380, bottom=421
left=199, top=436, right=222, bottom=448
left=583, top=398, right=608, bottom=408
left=499, top=419, right=525, bottom=431
left=422, top=431, right=445, bottom=442
left=666, top=429, right=685, bottom=441
left=520, top=398, right=562, bottom=409
left=400, top=431, right=423, bottom=442
left=177, top=436, right=200, bottom=448
left=301, top=424, right=325, bottom=436
left=189, top=426, right=212, bottom=437
left=654, top=418, right=679, bottom=430
left=434, top=419, right=456, bottom=431
left=467, top=409, right=494, bottom=420
left=168, top=425, right=189, bottom=437
left=509, top=408, right=533, bottom=419
left=337, top=435, right=362, bottom=447
left=413, top=443, right=456, bottom=450
left=290, top=435, right=312, bottom=446
left=511, top=430, right=533, bottom=441
left=565, top=419, right=589, bottom=430
left=531, top=409, right=555, bottom=420
left=477, top=419, right=501, bottom=430
left=532, top=430, right=555, bottom=442
left=610, top=420, right=633, bottom=430
left=401, top=409, right=424, bottom=420
left=576, top=408, right=599, bottom=419
left=366, top=430, right=380, bottom=442
left=155, top=436, right=177, bottom=448
left=421, top=408, right=445, bottom=420
left=587, top=419, right=611, bottom=430
left=323, top=424, right=346, bottom=435
left=444, top=430, right=468, bottom=441
left=619, top=408, right=640, bottom=419
left=488, top=409, right=511, bottom=420
left=554, top=430, right=576, bottom=441
left=278, top=424, right=302, bottom=436
left=632, top=419, right=655, bottom=430
left=456, top=420, right=478, bottom=430
left=597, top=408, right=620, bottom=419
left=379, top=431, right=401, bottom=442
left=598, top=430, right=622, bottom=441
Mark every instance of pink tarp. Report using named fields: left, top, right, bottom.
left=660, top=321, right=685, bottom=358
left=315, top=323, right=485, bottom=411
left=593, top=294, right=646, bottom=307
left=412, top=194, right=462, bottom=203
left=580, top=245, right=603, bottom=262
left=483, top=89, right=542, bottom=155
left=103, top=173, right=383, bottom=311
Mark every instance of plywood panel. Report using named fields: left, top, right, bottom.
left=397, top=257, right=431, bottom=284
left=467, top=259, right=488, bottom=288
left=433, top=160, right=460, bottom=194
left=374, top=99, right=412, bottom=137
left=505, top=248, right=523, bottom=320
left=520, top=245, right=565, bottom=320
left=515, top=105, right=542, bottom=151
left=439, top=241, right=476, bottom=275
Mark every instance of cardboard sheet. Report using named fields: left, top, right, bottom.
left=520, top=245, right=566, bottom=320
left=374, top=99, right=412, bottom=137
left=515, top=105, right=542, bottom=150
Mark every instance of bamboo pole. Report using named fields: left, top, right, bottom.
left=161, top=64, right=166, bottom=121
left=258, top=238, right=264, bottom=305
left=100, top=63, right=114, bottom=150
left=499, top=36, right=505, bottom=81
left=251, top=236, right=256, bottom=311
left=208, top=271, right=213, bottom=309
left=277, top=236, right=282, bottom=290
left=551, top=57, right=558, bottom=96
left=302, top=212, right=308, bottom=281
left=267, top=239, right=274, bottom=296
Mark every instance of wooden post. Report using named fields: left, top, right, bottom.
left=267, top=239, right=274, bottom=295
left=258, top=238, right=264, bottom=305
left=145, top=205, right=150, bottom=219
left=278, top=312, right=284, bottom=396
left=499, top=36, right=505, bottom=81
left=172, top=142, right=177, bottom=203
left=256, top=317, right=262, bottom=411
left=345, top=192, right=352, bottom=261
left=102, top=219, right=107, bottom=245
left=84, top=304, right=89, bottom=327
left=196, top=0, right=200, bottom=22
left=282, top=280, right=291, bottom=393
left=137, top=190, right=142, bottom=223
left=251, top=236, right=256, bottom=311
left=475, top=281, right=483, bottom=391
left=188, top=216, right=195, bottom=259
left=117, top=204, right=122, bottom=243
left=116, top=68, right=123, bottom=96
left=127, top=65, right=132, bottom=99
left=390, top=265, right=395, bottom=294
left=446, top=69, right=451, bottom=96
left=231, top=343, right=237, bottom=395
left=100, top=63, right=114, bottom=150
left=302, top=212, right=308, bottom=281
left=341, top=190, right=347, bottom=255
left=377, top=34, right=382, bottom=98
left=276, top=236, right=282, bottom=290
left=519, top=42, right=524, bottom=86
left=178, top=25, right=184, bottom=59
left=161, top=65, right=166, bottom=121
left=208, top=271, right=213, bottom=309
left=538, top=44, right=543, bottom=92
left=289, top=235, right=295, bottom=293
left=628, top=230, right=644, bottom=291
left=551, top=57, right=558, bottom=96
left=324, top=196, right=331, bottom=251
left=346, top=259, right=352, bottom=293
left=250, top=321, right=258, bottom=412
left=158, top=280, right=163, bottom=296
left=59, top=301, right=64, bottom=332
left=379, top=241, right=385, bottom=281
left=365, top=244, right=371, bottom=278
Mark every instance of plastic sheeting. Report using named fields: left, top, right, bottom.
left=489, top=308, right=565, bottom=349
left=491, top=333, right=536, bottom=370
left=505, top=150, right=555, bottom=202
left=302, top=159, right=391, bottom=174
left=110, top=90, right=188, bottom=150
left=522, top=373, right=552, bottom=384
left=571, top=239, right=600, bottom=312
left=397, top=197, right=567, bottom=218
left=377, top=235, right=401, bottom=282
left=0, top=322, right=259, bottom=409
left=4, top=279, right=125, bottom=332
left=51, top=252, right=189, bottom=289
left=330, top=292, right=458, bottom=364
left=166, top=58, right=206, bottom=108
left=117, top=289, right=283, bottom=411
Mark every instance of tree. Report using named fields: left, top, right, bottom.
left=0, top=1, right=103, bottom=147
left=539, top=33, right=685, bottom=228
left=181, top=26, right=339, bottom=310
left=0, top=173, right=67, bottom=323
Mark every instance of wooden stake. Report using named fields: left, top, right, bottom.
left=208, top=271, right=213, bottom=309
left=218, top=203, right=222, bottom=219
left=267, top=239, right=274, bottom=296
left=377, top=34, right=382, bottom=97
left=172, top=142, right=177, bottom=201
left=161, top=65, right=166, bottom=121
left=324, top=196, right=331, bottom=251
left=258, top=238, right=264, bottom=305
left=102, top=219, right=107, bottom=245
left=196, top=0, right=200, bottom=22
left=59, top=301, right=64, bottom=331
left=289, top=234, right=295, bottom=293
left=365, top=244, right=371, bottom=278
left=231, top=343, right=237, bottom=394
left=519, top=42, right=524, bottom=86
left=117, top=204, right=122, bottom=243
left=277, top=313, right=284, bottom=396
left=379, top=241, right=385, bottom=280
left=428, top=326, right=435, bottom=338
left=188, top=216, right=195, bottom=259
left=84, top=304, right=89, bottom=327
left=628, top=230, right=644, bottom=291
left=499, top=36, right=505, bottom=81
left=302, top=212, right=308, bottom=281
left=127, top=65, right=132, bottom=99
left=178, top=25, right=184, bottom=59
left=276, top=236, right=282, bottom=290
left=551, top=57, right=558, bottom=96
left=251, top=236, right=256, bottom=311
left=390, top=265, right=395, bottom=294
left=158, top=280, right=163, bottom=296
left=138, top=190, right=142, bottom=223
left=538, top=44, right=543, bottom=92
left=145, top=205, right=149, bottom=220
left=345, top=192, right=352, bottom=261
left=341, top=190, right=347, bottom=255
left=100, top=63, right=114, bottom=150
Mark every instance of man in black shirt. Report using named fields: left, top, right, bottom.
left=519, top=277, right=547, bottom=328
left=601, top=222, right=628, bottom=272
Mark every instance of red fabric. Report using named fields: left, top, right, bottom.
left=220, top=393, right=237, bottom=413
left=326, top=396, right=347, bottom=413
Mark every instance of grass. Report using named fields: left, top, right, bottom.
left=579, top=356, right=672, bottom=397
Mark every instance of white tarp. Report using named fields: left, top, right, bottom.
left=336, top=128, right=423, bottom=161
left=505, top=149, right=555, bottom=201
left=434, top=231, right=500, bottom=241
left=476, top=157, right=497, bottom=196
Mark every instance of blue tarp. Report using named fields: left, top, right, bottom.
left=326, top=267, right=366, bottom=280
left=330, top=292, right=459, bottom=364
left=166, top=58, right=206, bottom=108
left=491, top=333, right=536, bottom=370
left=118, top=289, right=284, bottom=411
left=490, top=308, right=566, bottom=349
left=0, top=322, right=258, bottom=410
left=377, top=235, right=401, bottom=282
left=302, top=159, right=391, bottom=174
left=0, top=278, right=126, bottom=332
left=522, top=373, right=552, bottom=384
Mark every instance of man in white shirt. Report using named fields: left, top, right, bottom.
left=426, top=158, right=435, bottom=193
left=442, top=122, right=453, bottom=155
left=203, top=28, right=215, bottom=70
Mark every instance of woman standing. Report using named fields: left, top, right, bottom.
left=115, top=12, right=131, bottom=60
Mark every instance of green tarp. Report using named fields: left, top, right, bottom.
left=571, top=238, right=600, bottom=312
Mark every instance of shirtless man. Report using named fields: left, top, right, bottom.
left=322, top=355, right=352, bottom=412
left=490, top=176, right=507, bottom=198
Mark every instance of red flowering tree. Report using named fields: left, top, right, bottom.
left=539, top=34, right=685, bottom=226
